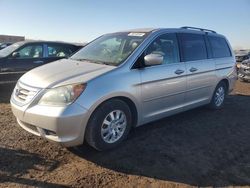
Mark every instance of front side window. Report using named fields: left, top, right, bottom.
left=71, top=32, right=148, bottom=66
left=179, top=33, right=207, bottom=61
left=208, top=36, right=231, bottom=58
left=16, top=45, right=43, bottom=58
left=144, top=33, right=180, bottom=64
left=0, top=42, right=23, bottom=57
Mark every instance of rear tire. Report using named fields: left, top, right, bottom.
left=85, top=99, right=132, bottom=151
left=209, top=82, right=227, bottom=110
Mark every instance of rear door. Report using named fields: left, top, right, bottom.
left=208, top=35, right=236, bottom=88
left=178, top=33, right=216, bottom=108
left=0, top=43, right=44, bottom=83
left=138, top=33, right=187, bottom=123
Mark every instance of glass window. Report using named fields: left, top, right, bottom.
left=16, top=45, right=43, bottom=58
left=0, top=42, right=23, bottom=57
left=145, top=33, right=180, bottom=64
left=71, top=32, right=148, bottom=66
left=179, top=33, right=207, bottom=61
left=208, top=36, right=231, bottom=58
left=47, top=44, right=73, bottom=58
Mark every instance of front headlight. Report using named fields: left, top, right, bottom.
left=39, top=83, right=86, bottom=106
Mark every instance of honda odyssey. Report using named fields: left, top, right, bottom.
left=11, top=27, right=237, bottom=151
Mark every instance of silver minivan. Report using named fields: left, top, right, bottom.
left=11, top=27, right=237, bottom=151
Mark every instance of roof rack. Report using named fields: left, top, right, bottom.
left=181, top=26, right=216, bottom=33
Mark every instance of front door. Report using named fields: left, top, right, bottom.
left=139, top=33, right=187, bottom=123
left=0, top=44, right=44, bottom=83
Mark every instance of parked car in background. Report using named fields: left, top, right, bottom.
left=0, top=41, right=83, bottom=84
left=0, top=42, right=12, bottom=50
left=11, top=27, right=237, bottom=151
left=238, top=59, right=250, bottom=82
left=235, top=50, right=250, bottom=69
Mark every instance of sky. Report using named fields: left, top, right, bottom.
left=0, top=0, right=250, bottom=49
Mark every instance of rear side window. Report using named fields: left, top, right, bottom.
left=178, top=33, right=207, bottom=61
left=47, top=44, right=74, bottom=58
left=208, top=36, right=231, bottom=58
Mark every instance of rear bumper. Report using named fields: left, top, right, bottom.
left=11, top=100, right=89, bottom=147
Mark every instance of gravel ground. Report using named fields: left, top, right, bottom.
left=0, top=80, right=250, bottom=188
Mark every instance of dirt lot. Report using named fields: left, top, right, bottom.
left=0, top=81, right=250, bottom=188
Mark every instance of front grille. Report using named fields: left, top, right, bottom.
left=13, top=82, right=40, bottom=106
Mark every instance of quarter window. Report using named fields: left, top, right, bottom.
left=208, top=36, right=231, bottom=58
left=178, top=33, right=207, bottom=61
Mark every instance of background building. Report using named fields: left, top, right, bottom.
left=0, top=34, right=25, bottom=43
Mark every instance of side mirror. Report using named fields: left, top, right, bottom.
left=12, top=52, right=20, bottom=58
left=144, top=53, right=163, bottom=66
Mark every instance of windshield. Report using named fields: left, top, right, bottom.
left=0, top=42, right=23, bottom=57
left=71, top=32, right=148, bottom=66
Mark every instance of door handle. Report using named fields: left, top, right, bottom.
left=189, top=67, right=198, bottom=72
left=33, top=60, right=44, bottom=64
left=175, top=69, right=184, bottom=75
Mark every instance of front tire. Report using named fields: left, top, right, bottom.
left=85, top=99, right=132, bottom=151
left=209, top=82, right=227, bottom=110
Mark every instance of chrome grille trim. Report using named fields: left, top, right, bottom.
left=12, top=81, right=41, bottom=106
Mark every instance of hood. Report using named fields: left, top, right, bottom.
left=20, top=59, right=116, bottom=88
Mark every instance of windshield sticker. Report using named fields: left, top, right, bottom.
left=128, top=33, right=145, bottom=37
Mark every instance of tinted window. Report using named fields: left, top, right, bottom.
left=179, top=33, right=207, bottom=61
left=208, top=36, right=231, bottom=58
left=47, top=44, right=74, bottom=58
left=145, top=33, right=180, bottom=64
left=16, top=45, right=43, bottom=58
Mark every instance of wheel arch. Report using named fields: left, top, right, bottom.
left=86, top=95, right=139, bottom=128
left=218, top=78, right=229, bottom=94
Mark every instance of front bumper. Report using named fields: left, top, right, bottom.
left=11, top=99, right=89, bottom=147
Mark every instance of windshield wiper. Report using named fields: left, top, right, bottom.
left=71, top=58, right=90, bottom=62
left=90, top=59, right=117, bottom=66
left=71, top=58, right=103, bottom=64
left=71, top=58, right=117, bottom=66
